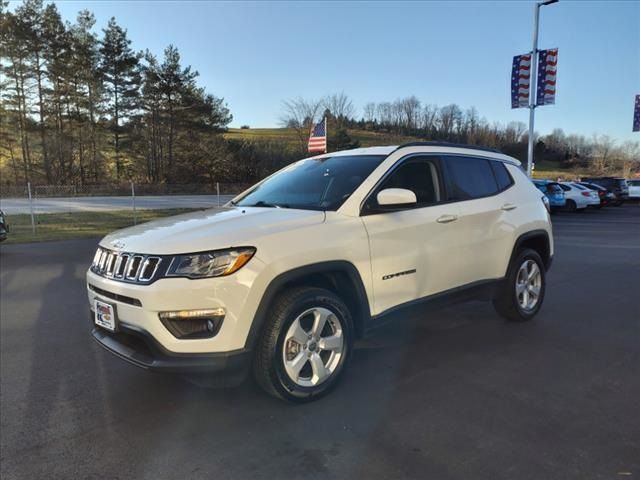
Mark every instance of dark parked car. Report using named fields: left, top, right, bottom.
left=0, top=210, right=8, bottom=242
left=581, top=177, right=629, bottom=206
left=579, top=182, right=613, bottom=207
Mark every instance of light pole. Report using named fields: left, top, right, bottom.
left=527, top=0, right=558, bottom=178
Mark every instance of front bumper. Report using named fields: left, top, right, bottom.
left=86, top=255, right=266, bottom=355
left=92, top=319, right=251, bottom=381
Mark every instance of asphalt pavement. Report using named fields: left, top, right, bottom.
left=1, top=205, right=639, bottom=480
left=0, top=194, right=236, bottom=214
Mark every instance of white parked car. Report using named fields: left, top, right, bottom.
left=627, top=179, right=640, bottom=200
left=558, top=182, right=600, bottom=210
left=87, top=143, right=554, bottom=402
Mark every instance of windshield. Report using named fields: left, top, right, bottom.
left=234, top=155, right=386, bottom=211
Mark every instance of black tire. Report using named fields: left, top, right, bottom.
left=565, top=199, right=577, bottom=212
left=253, top=286, right=354, bottom=402
left=493, top=248, right=546, bottom=322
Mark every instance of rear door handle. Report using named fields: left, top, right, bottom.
left=436, top=214, right=458, bottom=224
left=501, top=203, right=517, bottom=211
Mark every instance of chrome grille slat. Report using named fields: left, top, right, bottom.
left=98, top=250, right=108, bottom=272
left=139, top=257, right=161, bottom=281
left=106, top=253, right=117, bottom=276
left=126, top=255, right=144, bottom=280
left=114, top=254, right=129, bottom=278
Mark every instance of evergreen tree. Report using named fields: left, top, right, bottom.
left=99, top=17, right=140, bottom=179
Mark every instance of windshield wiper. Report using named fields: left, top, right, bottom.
left=249, top=200, right=289, bottom=208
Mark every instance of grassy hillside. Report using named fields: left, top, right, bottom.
left=225, top=127, right=583, bottom=179
left=225, top=128, right=422, bottom=149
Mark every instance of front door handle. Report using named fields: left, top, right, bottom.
left=501, top=203, right=518, bottom=211
left=436, top=214, right=458, bottom=224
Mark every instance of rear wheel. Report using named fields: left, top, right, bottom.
left=253, top=286, right=353, bottom=402
left=565, top=199, right=577, bottom=212
left=493, top=248, right=546, bottom=322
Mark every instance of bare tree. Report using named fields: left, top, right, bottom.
left=279, top=96, right=322, bottom=152
left=376, top=102, right=392, bottom=129
left=323, top=92, right=355, bottom=126
left=421, top=104, right=438, bottom=137
left=399, top=95, right=421, bottom=131
left=617, top=141, right=640, bottom=177
left=363, top=102, right=376, bottom=123
left=590, top=134, right=615, bottom=173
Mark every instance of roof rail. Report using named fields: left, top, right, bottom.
left=394, top=141, right=502, bottom=154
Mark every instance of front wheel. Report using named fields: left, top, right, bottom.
left=493, top=248, right=546, bottom=322
left=253, top=287, right=354, bottom=402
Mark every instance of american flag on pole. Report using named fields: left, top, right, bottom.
left=633, top=95, right=640, bottom=132
left=536, top=48, right=558, bottom=106
left=308, top=117, right=327, bottom=153
left=511, top=53, right=532, bottom=109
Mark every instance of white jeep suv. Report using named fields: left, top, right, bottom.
left=87, top=143, right=553, bottom=402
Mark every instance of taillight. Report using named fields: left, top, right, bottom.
left=581, top=192, right=591, bottom=197
left=541, top=195, right=550, bottom=213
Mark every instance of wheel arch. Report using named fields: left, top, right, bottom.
left=507, top=230, right=552, bottom=274
left=244, top=261, right=371, bottom=351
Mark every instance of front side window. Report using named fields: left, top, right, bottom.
left=443, top=156, right=499, bottom=201
left=374, top=158, right=442, bottom=207
left=234, top=155, right=386, bottom=211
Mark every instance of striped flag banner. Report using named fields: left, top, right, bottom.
left=511, top=53, right=532, bottom=108
left=633, top=95, right=640, bottom=132
left=536, top=48, right=558, bottom=106
left=308, top=117, right=327, bottom=153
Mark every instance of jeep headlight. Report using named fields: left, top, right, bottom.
left=166, top=247, right=256, bottom=279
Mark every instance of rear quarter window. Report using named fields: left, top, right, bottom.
left=489, top=161, right=514, bottom=191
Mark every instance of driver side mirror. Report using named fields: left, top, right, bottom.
left=376, top=188, right=417, bottom=208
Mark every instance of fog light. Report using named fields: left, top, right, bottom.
left=159, top=308, right=225, bottom=339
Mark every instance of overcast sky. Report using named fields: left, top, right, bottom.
left=45, top=1, right=640, bottom=141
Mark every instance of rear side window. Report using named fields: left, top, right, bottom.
left=558, top=184, right=571, bottom=191
left=489, top=161, right=514, bottom=191
left=443, top=156, right=499, bottom=201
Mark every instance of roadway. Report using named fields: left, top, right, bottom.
left=0, top=195, right=236, bottom=214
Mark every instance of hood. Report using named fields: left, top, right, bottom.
left=100, top=207, right=325, bottom=255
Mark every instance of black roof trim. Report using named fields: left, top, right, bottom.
left=394, top=142, right=502, bottom=154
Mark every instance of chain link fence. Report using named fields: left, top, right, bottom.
left=0, top=182, right=250, bottom=198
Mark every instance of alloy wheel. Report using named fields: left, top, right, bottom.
left=282, top=307, right=344, bottom=387
left=515, top=259, right=542, bottom=311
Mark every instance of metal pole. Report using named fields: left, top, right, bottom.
left=131, top=181, right=137, bottom=225
left=27, top=182, right=35, bottom=235
left=216, top=182, right=220, bottom=207
left=527, top=2, right=541, bottom=178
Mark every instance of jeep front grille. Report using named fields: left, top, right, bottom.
left=91, top=247, right=162, bottom=284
